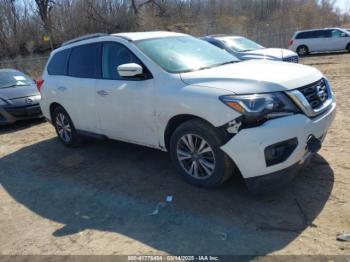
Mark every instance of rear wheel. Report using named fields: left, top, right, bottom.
left=52, top=106, right=83, bottom=147
left=347, top=43, right=350, bottom=53
left=169, top=119, right=233, bottom=188
left=296, top=45, right=309, bottom=56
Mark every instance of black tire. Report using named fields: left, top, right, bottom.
left=52, top=106, right=83, bottom=147
left=347, top=43, right=350, bottom=53
left=169, top=119, right=233, bottom=188
left=296, top=45, right=309, bottom=56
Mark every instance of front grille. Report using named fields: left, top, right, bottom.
left=298, top=79, right=329, bottom=109
left=283, top=56, right=299, bottom=63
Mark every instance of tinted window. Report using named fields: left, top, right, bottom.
left=47, top=49, right=70, bottom=75
left=68, top=43, right=101, bottom=78
left=296, top=30, right=325, bottom=39
left=296, top=32, right=310, bottom=39
left=102, top=43, right=142, bottom=80
left=313, top=30, right=326, bottom=38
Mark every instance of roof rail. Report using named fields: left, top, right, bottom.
left=61, top=33, right=108, bottom=47
left=205, top=34, right=229, bottom=38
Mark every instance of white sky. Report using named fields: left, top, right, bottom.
left=335, top=0, right=350, bottom=12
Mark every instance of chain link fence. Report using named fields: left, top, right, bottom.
left=0, top=56, right=49, bottom=79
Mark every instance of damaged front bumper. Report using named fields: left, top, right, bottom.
left=221, top=102, right=336, bottom=193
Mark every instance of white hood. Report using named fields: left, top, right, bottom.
left=241, top=48, right=297, bottom=60
left=180, top=60, right=323, bottom=94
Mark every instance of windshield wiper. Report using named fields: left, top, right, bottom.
left=216, top=60, right=238, bottom=66
left=196, top=60, right=237, bottom=71
left=0, top=84, right=28, bottom=89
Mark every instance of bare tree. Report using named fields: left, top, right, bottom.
left=34, top=0, right=55, bottom=49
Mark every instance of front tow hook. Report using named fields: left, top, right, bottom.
left=306, top=135, right=322, bottom=154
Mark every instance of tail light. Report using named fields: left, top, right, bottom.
left=288, top=39, right=293, bottom=46
left=36, top=79, right=44, bottom=92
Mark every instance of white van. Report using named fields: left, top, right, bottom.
left=289, top=28, right=350, bottom=56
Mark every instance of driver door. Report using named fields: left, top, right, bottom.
left=95, top=42, right=158, bottom=147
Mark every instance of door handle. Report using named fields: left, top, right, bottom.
left=97, top=90, right=109, bottom=96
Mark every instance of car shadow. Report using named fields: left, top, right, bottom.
left=0, top=137, right=334, bottom=255
left=0, top=118, right=46, bottom=135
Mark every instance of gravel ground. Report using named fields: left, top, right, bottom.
left=0, top=53, right=349, bottom=256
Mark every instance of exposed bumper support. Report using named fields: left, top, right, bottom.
left=245, top=152, right=313, bottom=194
left=221, top=102, right=336, bottom=192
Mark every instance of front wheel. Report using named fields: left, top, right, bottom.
left=169, top=119, right=233, bottom=188
left=52, top=106, right=83, bottom=147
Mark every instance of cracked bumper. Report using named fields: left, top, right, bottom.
left=221, top=102, right=336, bottom=192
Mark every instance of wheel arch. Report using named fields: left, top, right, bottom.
left=164, top=114, right=215, bottom=151
left=49, top=102, right=64, bottom=122
left=346, top=42, right=350, bottom=51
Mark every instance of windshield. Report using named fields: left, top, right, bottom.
left=0, top=70, right=34, bottom=89
left=135, top=36, right=239, bottom=73
left=220, top=37, right=264, bottom=52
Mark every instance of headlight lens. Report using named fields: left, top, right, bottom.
left=220, top=92, right=299, bottom=123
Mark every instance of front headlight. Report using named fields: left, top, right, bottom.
left=220, top=92, right=299, bottom=124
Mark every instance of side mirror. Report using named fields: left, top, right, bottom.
left=117, top=63, right=143, bottom=78
left=341, top=32, right=348, bottom=37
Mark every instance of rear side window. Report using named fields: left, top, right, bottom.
left=68, top=43, right=101, bottom=78
left=47, top=49, right=70, bottom=75
left=296, top=30, right=325, bottom=39
left=296, top=32, right=310, bottom=39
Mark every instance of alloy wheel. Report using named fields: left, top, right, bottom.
left=176, top=134, right=216, bottom=179
left=55, top=112, right=72, bottom=143
left=298, top=46, right=307, bottom=56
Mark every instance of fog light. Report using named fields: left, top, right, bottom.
left=265, top=138, right=298, bottom=166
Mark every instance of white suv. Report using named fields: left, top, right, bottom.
left=39, top=31, right=336, bottom=193
left=289, top=28, right=350, bottom=56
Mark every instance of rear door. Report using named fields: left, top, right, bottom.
left=64, top=43, right=101, bottom=132
left=308, top=30, right=328, bottom=52
left=95, top=42, right=158, bottom=147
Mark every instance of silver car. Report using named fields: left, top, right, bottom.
left=202, top=35, right=299, bottom=63
left=0, top=69, right=42, bottom=124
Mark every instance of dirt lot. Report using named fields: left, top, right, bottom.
left=0, top=53, right=349, bottom=256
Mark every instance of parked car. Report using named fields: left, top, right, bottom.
left=39, top=32, right=336, bottom=193
left=289, top=28, right=350, bottom=56
left=0, top=69, right=42, bottom=124
left=202, top=35, right=299, bottom=63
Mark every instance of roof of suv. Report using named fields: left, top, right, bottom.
left=113, top=31, right=186, bottom=41
left=56, top=31, right=188, bottom=53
